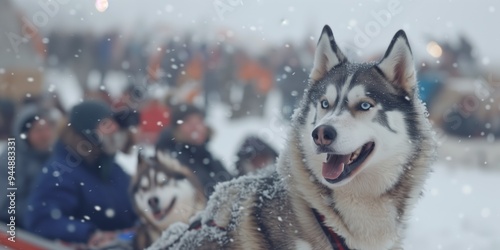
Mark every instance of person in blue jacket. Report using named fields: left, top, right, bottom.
left=0, top=105, right=57, bottom=228
left=24, top=100, right=137, bottom=247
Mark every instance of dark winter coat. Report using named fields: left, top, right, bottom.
left=0, top=105, right=52, bottom=227
left=156, top=129, right=233, bottom=198
left=24, top=127, right=137, bottom=243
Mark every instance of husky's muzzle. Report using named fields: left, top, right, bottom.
left=149, top=196, right=177, bottom=221
left=312, top=125, right=375, bottom=183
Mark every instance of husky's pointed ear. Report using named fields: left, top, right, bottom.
left=377, top=30, right=416, bottom=94
left=136, top=151, right=148, bottom=173
left=310, top=25, right=347, bottom=82
left=156, top=150, right=184, bottom=172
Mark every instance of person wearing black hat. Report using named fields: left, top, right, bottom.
left=24, top=100, right=137, bottom=248
left=0, top=105, right=57, bottom=228
left=156, top=104, right=233, bottom=198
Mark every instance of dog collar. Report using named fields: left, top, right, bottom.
left=312, top=209, right=351, bottom=250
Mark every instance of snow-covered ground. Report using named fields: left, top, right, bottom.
left=406, top=165, right=500, bottom=250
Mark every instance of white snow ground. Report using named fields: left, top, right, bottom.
left=405, top=165, right=500, bottom=250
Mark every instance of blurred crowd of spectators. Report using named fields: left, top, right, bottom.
left=1, top=18, right=293, bottom=248
left=1, top=7, right=298, bottom=245
left=40, top=28, right=315, bottom=120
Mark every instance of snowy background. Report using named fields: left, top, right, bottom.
left=5, top=0, right=500, bottom=249
left=12, top=0, right=500, bottom=62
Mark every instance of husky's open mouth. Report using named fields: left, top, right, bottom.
left=322, top=142, right=375, bottom=183
left=153, top=197, right=177, bottom=221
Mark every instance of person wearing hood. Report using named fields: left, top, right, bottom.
left=24, top=100, right=137, bottom=248
left=155, top=104, right=233, bottom=198
left=0, top=105, right=57, bottom=228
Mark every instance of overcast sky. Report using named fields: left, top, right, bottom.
left=12, top=0, right=500, bottom=63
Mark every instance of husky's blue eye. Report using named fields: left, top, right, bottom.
left=360, top=102, right=372, bottom=111
left=321, top=100, right=329, bottom=109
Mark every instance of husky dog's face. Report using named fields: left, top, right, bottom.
left=131, top=154, right=200, bottom=229
left=296, top=26, right=419, bottom=190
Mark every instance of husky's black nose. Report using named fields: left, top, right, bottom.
left=312, top=125, right=336, bottom=146
left=148, top=196, right=159, bottom=208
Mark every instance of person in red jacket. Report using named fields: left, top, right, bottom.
left=139, top=99, right=170, bottom=144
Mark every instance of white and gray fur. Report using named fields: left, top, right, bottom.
left=149, top=25, right=436, bottom=250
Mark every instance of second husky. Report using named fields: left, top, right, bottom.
left=131, top=152, right=206, bottom=249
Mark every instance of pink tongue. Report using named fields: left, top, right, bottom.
left=322, top=154, right=350, bottom=180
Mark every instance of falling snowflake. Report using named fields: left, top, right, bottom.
left=50, top=209, right=62, bottom=219
left=461, top=185, right=472, bottom=195
left=67, top=224, right=76, bottom=233
left=481, top=208, right=491, bottom=218
left=203, top=158, right=210, bottom=165
left=105, top=208, right=115, bottom=218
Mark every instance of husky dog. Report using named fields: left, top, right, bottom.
left=150, top=25, right=436, bottom=250
left=131, top=152, right=206, bottom=249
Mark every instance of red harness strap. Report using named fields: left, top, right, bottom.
left=312, top=209, right=351, bottom=250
